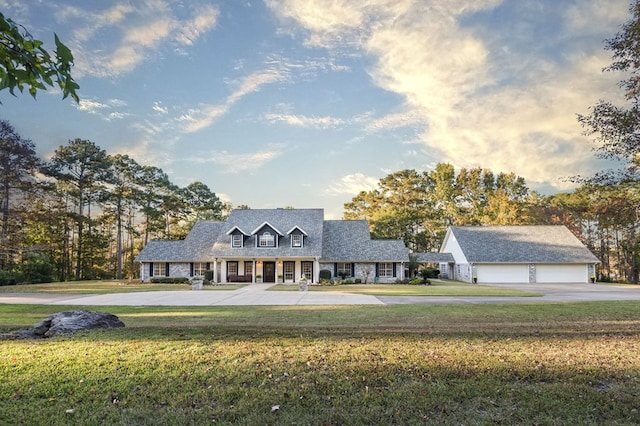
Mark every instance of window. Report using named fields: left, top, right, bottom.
left=193, top=262, right=207, bottom=276
left=283, top=261, right=295, bottom=281
left=302, top=261, right=313, bottom=280
left=232, top=234, right=243, bottom=248
left=153, top=262, right=167, bottom=277
left=259, top=231, right=275, bottom=247
left=337, top=263, right=352, bottom=277
left=244, top=262, right=253, bottom=276
left=227, top=261, right=238, bottom=276
left=292, top=234, right=302, bottom=247
left=378, top=263, right=393, bottom=277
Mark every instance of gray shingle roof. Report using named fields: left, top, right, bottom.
left=448, top=226, right=599, bottom=264
left=211, top=209, right=325, bottom=258
left=135, top=221, right=225, bottom=262
left=136, top=209, right=410, bottom=263
left=322, top=220, right=409, bottom=262
left=415, top=252, right=455, bottom=263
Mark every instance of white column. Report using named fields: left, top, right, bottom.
left=253, top=260, right=256, bottom=283
left=221, top=260, right=227, bottom=283
left=314, top=258, right=320, bottom=283
left=212, top=259, right=217, bottom=284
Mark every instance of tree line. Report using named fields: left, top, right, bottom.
left=0, top=124, right=228, bottom=283
left=343, top=163, right=640, bottom=283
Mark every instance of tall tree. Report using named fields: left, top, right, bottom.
left=0, top=120, right=39, bottom=267
left=105, top=154, right=142, bottom=280
left=578, top=0, right=640, bottom=179
left=46, top=139, right=111, bottom=279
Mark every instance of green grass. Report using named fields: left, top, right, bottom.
left=1, top=302, right=640, bottom=424
left=0, top=280, right=242, bottom=294
left=270, top=281, right=542, bottom=296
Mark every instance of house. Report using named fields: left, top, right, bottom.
left=438, top=225, right=599, bottom=283
left=135, top=208, right=409, bottom=284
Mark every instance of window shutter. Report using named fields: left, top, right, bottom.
left=334, top=263, right=338, bottom=278
left=393, top=263, right=397, bottom=277
left=351, top=263, right=355, bottom=277
left=190, top=263, right=194, bottom=277
left=165, top=263, right=170, bottom=277
left=149, top=263, right=154, bottom=277
left=206, top=262, right=211, bottom=270
left=375, top=263, right=379, bottom=277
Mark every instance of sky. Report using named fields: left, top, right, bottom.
left=0, top=0, right=633, bottom=219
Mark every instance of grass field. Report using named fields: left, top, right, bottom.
left=0, top=281, right=242, bottom=294
left=270, top=281, right=542, bottom=296
left=0, top=280, right=541, bottom=296
left=1, top=299, right=640, bottom=425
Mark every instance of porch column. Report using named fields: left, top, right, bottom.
left=212, top=259, right=217, bottom=284
left=252, top=259, right=256, bottom=283
left=314, top=257, right=320, bottom=283
left=221, top=260, right=227, bottom=283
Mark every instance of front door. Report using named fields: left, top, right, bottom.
left=263, top=262, right=276, bottom=283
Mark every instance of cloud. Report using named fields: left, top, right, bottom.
left=190, top=147, right=283, bottom=173
left=182, top=68, right=287, bottom=133
left=325, top=173, right=380, bottom=196
left=264, top=113, right=345, bottom=128
left=57, top=2, right=220, bottom=78
left=152, top=102, right=168, bottom=114
left=267, top=0, right=630, bottom=191
left=77, top=99, right=109, bottom=113
left=76, top=97, right=130, bottom=121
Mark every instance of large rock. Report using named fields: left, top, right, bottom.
left=2, top=310, right=125, bottom=339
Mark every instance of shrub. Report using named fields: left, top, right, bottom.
left=409, top=278, right=424, bottom=285
left=204, top=270, right=214, bottom=281
left=150, top=277, right=189, bottom=284
left=0, top=269, right=18, bottom=286
left=343, top=279, right=354, bottom=284
left=354, top=278, right=362, bottom=284
left=20, top=252, right=54, bottom=284
left=419, top=268, right=440, bottom=279
left=319, top=269, right=332, bottom=281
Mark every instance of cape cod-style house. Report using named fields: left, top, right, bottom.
left=135, top=208, right=410, bottom=284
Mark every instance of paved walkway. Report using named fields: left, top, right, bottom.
left=0, top=282, right=639, bottom=306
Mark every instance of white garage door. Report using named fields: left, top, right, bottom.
left=477, top=264, right=529, bottom=283
left=536, top=264, right=587, bottom=283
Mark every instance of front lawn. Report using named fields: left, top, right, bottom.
left=1, top=301, right=639, bottom=425
left=0, top=281, right=241, bottom=294
left=269, top=281, right=541, bottom=296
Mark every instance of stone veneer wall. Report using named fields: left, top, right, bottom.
left=319, top=262, right=399, bottom=284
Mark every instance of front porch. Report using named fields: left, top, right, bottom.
left=213, top=258, right=320, bottom=284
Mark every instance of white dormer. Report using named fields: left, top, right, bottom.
left=226, top=226, right=249, bottom=248
left=286, top=226, right=308, bottom=248
left=252, top=222, right=283, bottom=248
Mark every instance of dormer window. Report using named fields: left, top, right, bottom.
left=259, top=231, right=275, bottom=247
left=232, top=234, right=243, bottom=248
left=292, top=234, right=302, bottom=248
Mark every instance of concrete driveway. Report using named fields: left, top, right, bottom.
left=0, top=282, right=639, bottom=306
left=377, top=282, right=640, bottom=305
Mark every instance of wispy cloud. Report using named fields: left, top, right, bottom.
left=264, top=113, right=345, bottom=128
left=55, top=2, right=219, bottom=78
left=325, top=172, right=380, bottom=196
left=76, top=97, right=129, bottom=120
left=182, top=68, right=287, bottom=133
left=189, top=146, right=283, bottom=173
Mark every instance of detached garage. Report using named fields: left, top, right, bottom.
left=439, top=226, right=599, bottom=284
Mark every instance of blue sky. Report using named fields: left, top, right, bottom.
left=0, top=0, right=631, bottom=218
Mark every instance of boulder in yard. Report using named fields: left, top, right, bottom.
left=2, top=310, right=125, bottom=339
